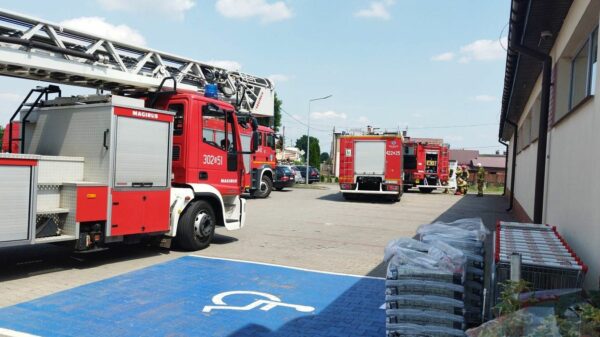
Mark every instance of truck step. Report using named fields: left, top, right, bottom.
left=34, top=234, right=77, bottom=244
left=36, top=208, right=69, bottom=215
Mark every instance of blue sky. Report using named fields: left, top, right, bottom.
left=0, top=0, right=510, bottom=154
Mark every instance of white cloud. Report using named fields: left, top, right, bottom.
left=215, top=0, right=292, bottom=23
left=357, top=116, right=370, bottom=124
left=354, top=0, right=396, bottom=20
left=267, top=74, right=289, bottom=84
left=311, top=110, right=347, bottom=120
left=473, top=94, right=497, bottom=102
left=204, top=60, right=242, bottom=71
left=431, top=52, right=454, bottom=62
left=458, top=37, right=507, bottom=63
left=59, top=17, right=146, bottom=46
left=97, top=0, right=195, bottom=20
left=431, top=36, right=507, bottom=63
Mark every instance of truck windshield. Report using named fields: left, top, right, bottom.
left=403, top=145, right=417, bottom=169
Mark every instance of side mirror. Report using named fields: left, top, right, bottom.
left=251, top=130, right=260, bottom=153
left=250, top=117, right=259, bottom=131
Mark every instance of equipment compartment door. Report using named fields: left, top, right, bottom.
left=354, top=141, right=386, bottom=175
left=114, top=116, right=170, bottom=188
left=0, top=165, right=33, bottom=243
left=111, top=190, right=170, bottom=236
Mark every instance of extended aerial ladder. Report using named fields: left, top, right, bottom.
left=0, top=8, right=274, bottom=116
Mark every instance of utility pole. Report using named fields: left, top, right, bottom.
left=306, top=94, right=332, bottom=184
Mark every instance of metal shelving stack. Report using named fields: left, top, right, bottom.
left=493, top=222, right=587, bottom=303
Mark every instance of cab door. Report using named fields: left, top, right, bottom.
left=198, top=104, right=240, bottom=196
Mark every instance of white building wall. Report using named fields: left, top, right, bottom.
left=514, top=142, right=537, bottom=219
left=508, top=0, right=600, bottom=289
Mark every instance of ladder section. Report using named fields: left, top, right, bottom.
left=0, top=9, right=274, bottom=116
left=7, top=85, right=61, bottom=153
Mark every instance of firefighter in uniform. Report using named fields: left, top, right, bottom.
left=460, top=165, right=470, bottom=195
left=476, top=163, right=485, bottom=197
left=454, top=166, right=464, bottom=195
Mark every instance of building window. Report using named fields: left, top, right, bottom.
left=569, top=27, right=598, bottom=109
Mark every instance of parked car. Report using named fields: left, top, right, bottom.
left=274, top=166, right=296, bottom=190
left=279, top=164, right=304, bottom=183
left=296, top=166, right=320, bottom=184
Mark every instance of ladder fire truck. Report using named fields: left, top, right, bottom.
left=337, top=133, right=403, bottom=202
left=402, top=137, right=450, bottom=193
left=0, top=9, right=274, bottom=251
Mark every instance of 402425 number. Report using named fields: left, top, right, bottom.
left=203, top=154, right=223, bottom=166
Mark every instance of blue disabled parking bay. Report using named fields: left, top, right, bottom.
left=0, top=256, right=385, bottom=337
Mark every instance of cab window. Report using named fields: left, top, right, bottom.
left=267, top=133, right=276, bottom=150
left=169, top=104, right=184, bottom=136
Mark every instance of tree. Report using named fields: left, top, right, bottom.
left=273, top=93, right=282, bottom=133
left=320, top=152, right=330, bottom=163
left=295, top=135, right=320, bottom=167
left=256, top=93, right=282, bottom=133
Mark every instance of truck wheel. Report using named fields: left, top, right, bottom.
left=419, top=187, right=434, bottom=193
left=175, top=200, right=216, bottom=251
left=255, top=175, right=273, bottom=198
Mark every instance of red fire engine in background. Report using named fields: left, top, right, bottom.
left=0, top=9, right=274, bottom=252
left=337, top=133, right=403, bottom=202
left=240, top=124, right=277, bottom=198
left=402, top=137, right=450, bottom=193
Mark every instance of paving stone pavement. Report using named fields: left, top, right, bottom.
left=0, top=186, right=513, bottom=308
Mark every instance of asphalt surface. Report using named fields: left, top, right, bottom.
left=0, top=185, right=513, bottom=307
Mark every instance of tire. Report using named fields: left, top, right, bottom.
left=419, top=187, right=434, bottom=193
left=254, top=175, right=273, bottom=198
left=175, top=200, right=216, bottom=251
left=391, top=193, right=401, bottom=202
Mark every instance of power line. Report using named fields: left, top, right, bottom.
left=280, top=108, right=332, bottom=132
left=408, top=123, right=497, bottom=130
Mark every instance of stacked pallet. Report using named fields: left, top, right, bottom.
left=384, top=238, right=467, bottom=337
left=494, top=222, right=587, bottom=293
left=416, top=218, right=488, bottom=328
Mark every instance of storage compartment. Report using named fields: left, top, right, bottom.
left=354, top=141, right=386, bottom=175
left=114, top=115, right=170, bottom=188
left=111, top=190, right=170, bottom=236
left=0, top=162, right=35, bottom=244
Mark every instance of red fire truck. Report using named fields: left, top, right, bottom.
left=402, top=138, right=450, bottom=193
left=240, top=124, right=277, bottom=198
left=0, top=9, right=274, bottom=252
left=338, top=134, right=403, bottom=202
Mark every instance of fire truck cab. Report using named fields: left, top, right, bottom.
left=240, top=124, right=277, bottom=198
left=402, top=139, right=450, bottom=193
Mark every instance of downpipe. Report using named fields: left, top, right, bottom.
left=498, top=138, right=509, bottom=196
left=505, top=120, right=518, bottom=212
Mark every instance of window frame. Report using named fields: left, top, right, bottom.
left=568, top=26, right=598, bottom=110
